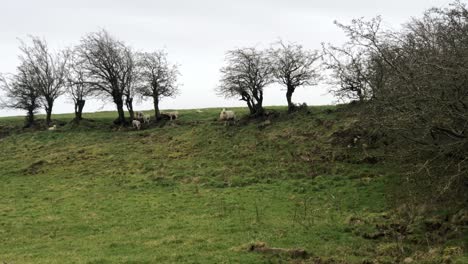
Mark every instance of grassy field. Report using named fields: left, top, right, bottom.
left=0, top=106, right=466, bottom=263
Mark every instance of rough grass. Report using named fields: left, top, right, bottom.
left=0, top=106, right=466, bottom=263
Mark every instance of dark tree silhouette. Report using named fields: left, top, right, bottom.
left=322, top=43, right=380, bottom=102
left=270, top=41, right=321, bottom=112
left=332, top=1, right=468, bottom=202
left=136, top=51, right=180, bottom=120
left=123, top=56, right=137, bottom=121
left=65, top=51, right=93, bottom=121
left=0, top=62, right=42, bottom=127
left=77, top=30, right=135, bottom=125
left=217, top=47, right=273, bottom=116
left=19, top=37, right=68, bottom=125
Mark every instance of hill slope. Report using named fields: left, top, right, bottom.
left=0, top=106, right=465, bottom=263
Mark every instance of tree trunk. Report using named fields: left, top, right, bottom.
left=251, top=89, right=264, bottom=117
left=74, top=99, right=85, bottom=121
left=153, top=96, right=161, bottom=120
left=286, top=86, right=295, bottom=112
left=45, top=99, right=53, bottom=126
left=125, top=97, right=134, bottom=121
left=253, top=103, right=264, bottom=117
left=254, top=95, right=264, bottom=117
left=114, top=97, right=126, bottom=125
left=25, top=108, right=35, bottom=128
left=245, top=99, right=254, bottom=115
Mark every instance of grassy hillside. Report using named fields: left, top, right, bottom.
left=0, top=106, right=466, bottom=263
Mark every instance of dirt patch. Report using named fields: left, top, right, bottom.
left=23, top=160, right=49, bottom=175
left=247, top=241, right=309, bottom=259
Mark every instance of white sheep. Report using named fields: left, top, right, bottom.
left=132, top=119, right=141, bottom=130
left=136, top=111, right=144, bottom=120
left=219, top=108, right=236, bottom=121
left=164, top=111, right=179, bottom=120
left=144, top=114, right=150, bottom=124
left=48, top=125, right=57, bottom=131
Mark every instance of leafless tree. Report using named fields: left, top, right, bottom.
left=65, top=51, right=93, bottom=121
left=77, top=30, right=135, bottom=125
left=270, top=41, right=321, bottom=112
left=217, top=47, right=273, bottom=116
left=136, top=51, right=180, bottom=119
left=121, top=50, right=137, bottom=121
left=0, top=62, right=42, bottom=127
left=119, top=50, right=137, bottom=122
left=124, top=81, right=137, bottom=121
left=19, top=36, right=69, bottom=125
left=322, top=44, right=375, bottom=102
left=333, top=1, right=468, bottom=203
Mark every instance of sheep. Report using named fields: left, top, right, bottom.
left=353, top=136, right=361, bottom=144
left=164, top=111, right=179, bottom=120
left=219, top=108, right=236, bottom=121
left=48, top=125, right=57, bottom=131
left=136, top=111, right=145, bottom=121
left=143, top=114, right=151, bottom=124
left=132, top=119, right=141, bottom=130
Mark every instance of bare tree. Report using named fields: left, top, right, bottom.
left=0, top=62, right=41, bottom=127
left=332, top=1, right=468, bottom=203
left=270, top=41, right=321, bottom=112
left=124, top=82, right=136, bottom=121
left=65, top=51, right=93, bottom=121
left=122, top=50, right=137, bottom=121
left=19, top=36, right=69, bottom=125
left=217, top=47, right=273, bottom=116
left=136, top=51, right=180, bottom=119
left=77, top=30, right=135, bottom=125
left=322, top=44, right=381, bottom=102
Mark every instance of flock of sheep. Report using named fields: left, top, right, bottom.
left=130, top=108, right=236, bottom=130
left=131, top=112, right=153, bottom=130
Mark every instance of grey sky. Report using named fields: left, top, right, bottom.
left=0, top=0, right=452, bottom=116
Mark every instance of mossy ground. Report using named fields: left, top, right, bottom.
left=0, top=106, right=466, bottom=263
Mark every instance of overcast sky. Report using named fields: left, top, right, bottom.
left=0, top=0, right=453, bottom=116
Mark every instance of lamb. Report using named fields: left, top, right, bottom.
left=219, top=108, right=236, bottom=121
left=48, top=125, right=57, bottom=131
left=143, top=114, right=151, bottom=124
left=132, top=119, right=141, bottom=130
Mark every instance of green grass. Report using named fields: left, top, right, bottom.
left=0, top=106, right=465, bottom=263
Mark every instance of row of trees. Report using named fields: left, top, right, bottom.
left=323, top=1, right=467, bottom=203
left=217, top=42, right=321, bottom=116
left=0, top=30, right=180, bottom=126
left=1, top=34, right=323, bottom=125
